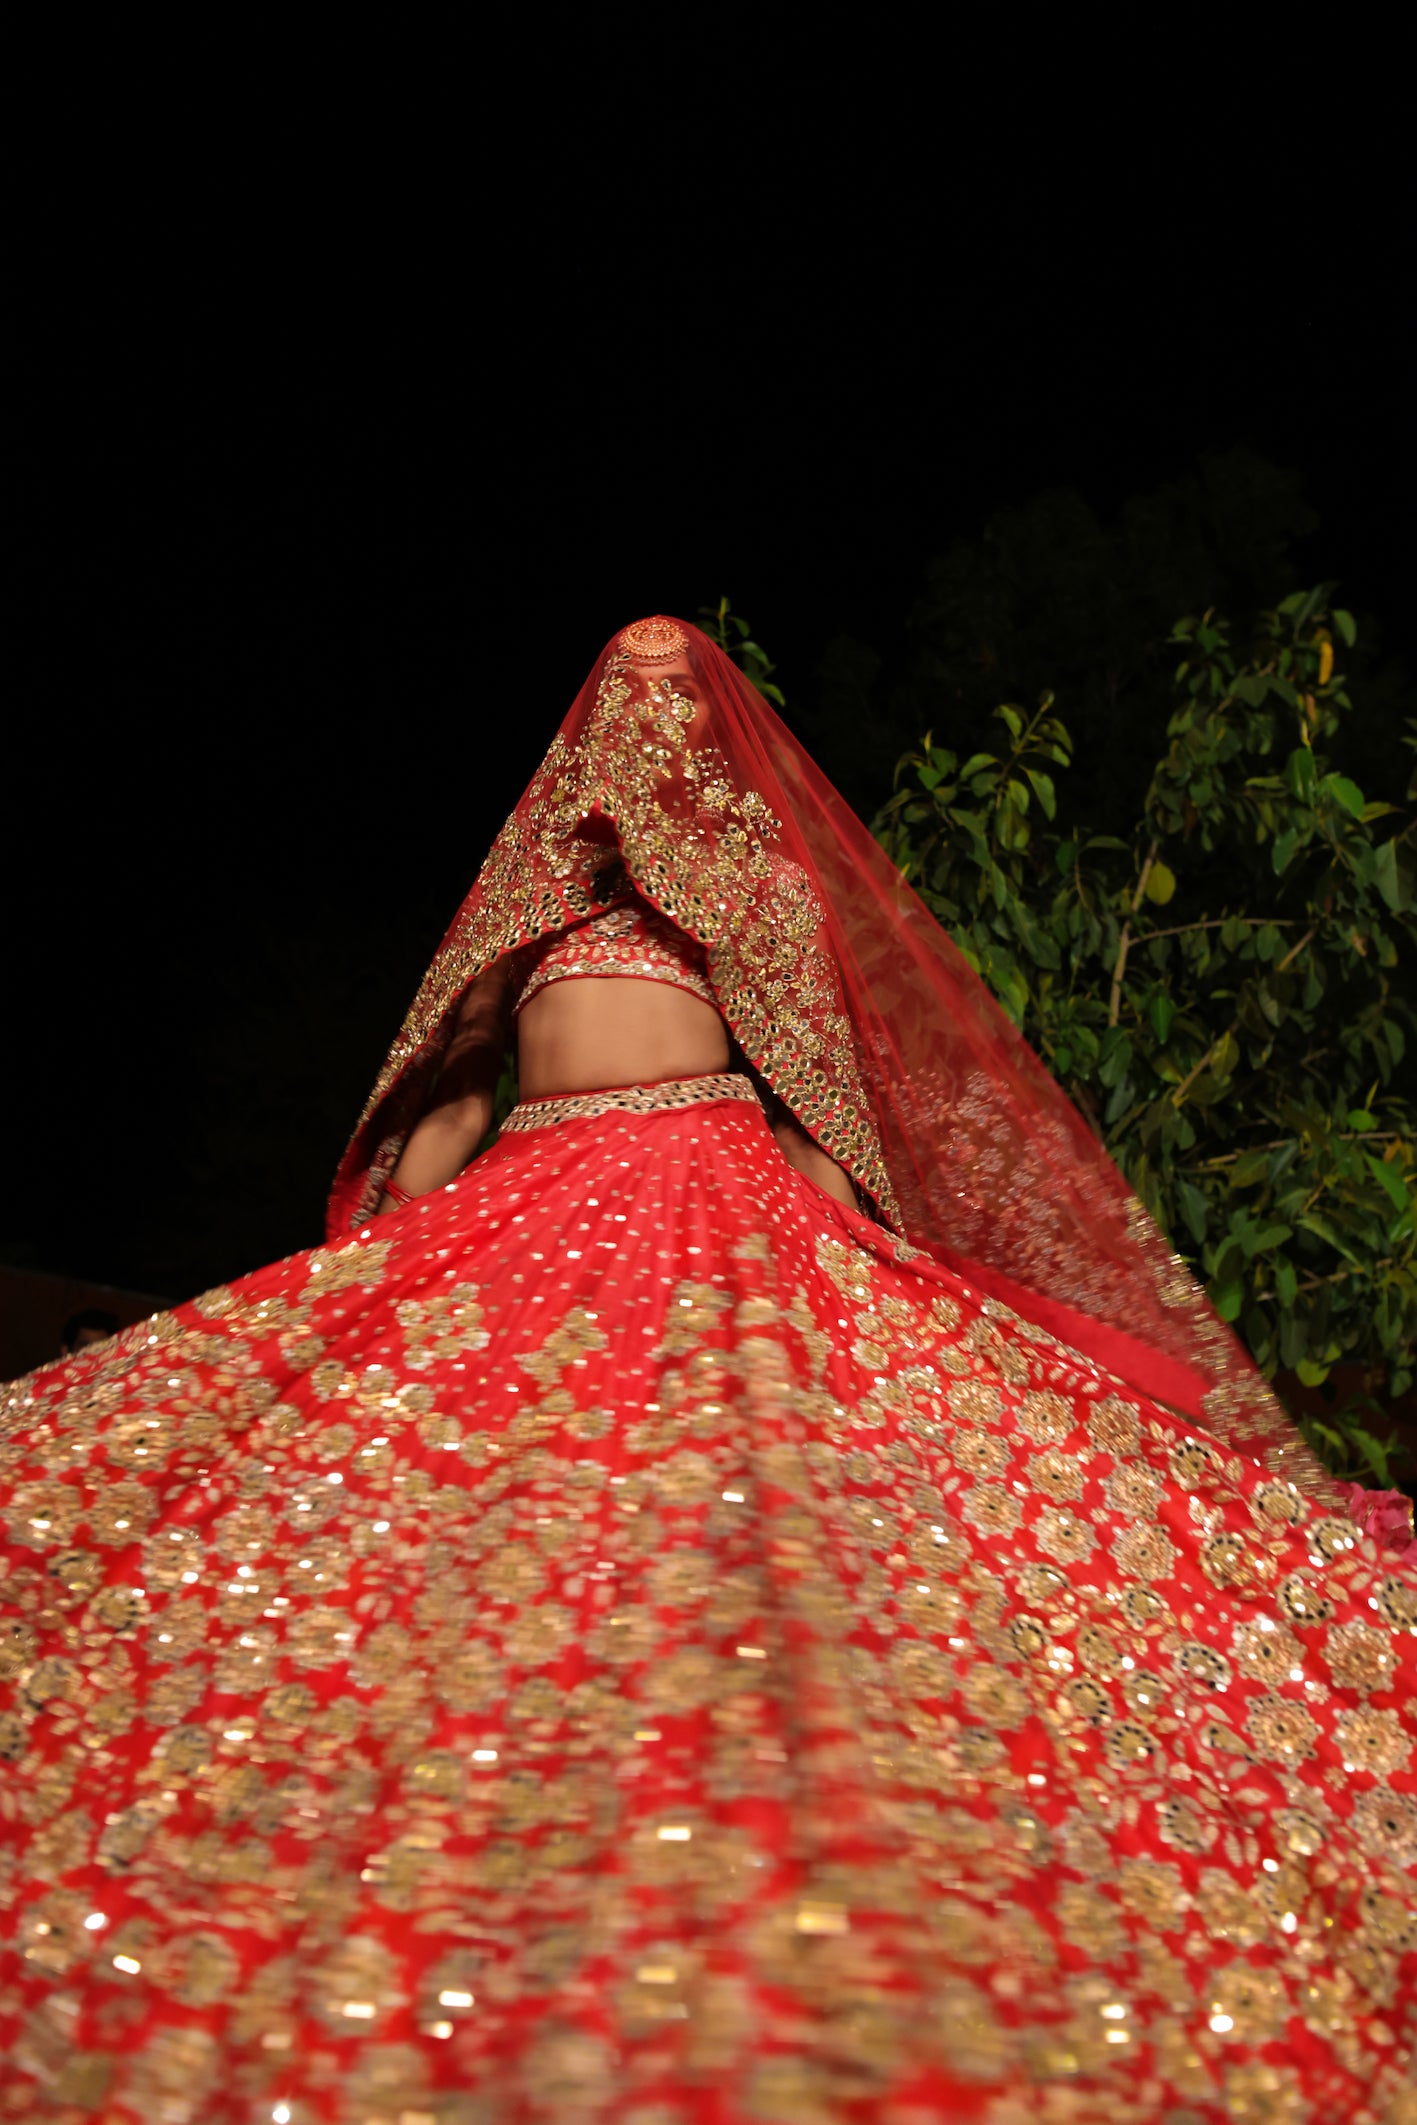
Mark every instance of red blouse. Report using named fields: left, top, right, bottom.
left=511, top=892, right=717, bottom=1020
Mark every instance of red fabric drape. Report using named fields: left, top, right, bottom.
left=329, top=617, right=1346, bottom=1512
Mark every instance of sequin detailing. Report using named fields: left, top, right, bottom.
left=5, top=1098, right=1417, bottom=2120
left=335, top=651, right=896, bottom=1233
left=500, top=1071, right=758, bottom=1132
left=511, top=896, right=717, bottom=1018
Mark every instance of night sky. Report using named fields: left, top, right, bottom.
left=8, top=70, right=1412, bottom=1304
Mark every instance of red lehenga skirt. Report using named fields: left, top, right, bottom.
left=3, top=1074, right=1417, bottom=2125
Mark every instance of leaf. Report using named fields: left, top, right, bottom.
left=1334, top=608, right=1357, bottom=648
left=981, top=950, right=1029, bottom=1026
left=1272, top=828, right=1300, bottom=876
left=1104, top=1077, right=1135, bottom=1125
left=1279, top=1310, right=1306, bottom=1369
left=1211, top=1280, right=1244, bottom=1322
left=1211, top=1030, right=1239, bottom=1082
left=1266, top=1142, right=1299, bottom=1184
left=1364, top=1152, right=1410, bottom=1214
left=1229, top=1148, right=1271, bottom=1188
left=1055, top=840, right=1078, bottom=875
left=996, top=804, right=1030, bottom=852
left=1176, top=1180, right=1209, bottom=1245
left=1323, top=773, right=1366, bottom=819
left=1071, top=1025, right=1100, bottom=1068
left=1285, top=746, right=1318, bottom=802
left=1144, top=861, right=1177, bottom=905
left=958, top=753, right=997, bottom=780
left=1374, top=838, right=1405, bottom=912
left=1274, top=1257, right=1297, bottom=1308
left=994, top=706, right=1023, bottom=741
left=1019, top=919, right=1062, bottom=970
left=1098, top=1028, right=1133, bottom=1089
left=1346, top=1426, right=1395, bottom=1484
left=1296, top=1358, right=1330, bottom=1387
left=1148, top=992, right=1175, bottom=1045
left=1025, top=767, right=1057, bottom=819
left=1347, top=1108, right=1377, bottom=1133
left=1296, top=1213, right=1363, bottom=1267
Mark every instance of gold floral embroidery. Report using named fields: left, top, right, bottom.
left=1324, top=1621, right=1398, bottom=1694
left=7, top=1074, right=1417, bottom=2118
left=1352, top=1787, right=1417, bottom=1866
left=339, top=653, right=897, bottom=1225
left=502, top=1072, right=759, bottom=1134
left=1335, top=1705, right=1411, bottom=1776
left=512, top=894, right=718, bottom=1015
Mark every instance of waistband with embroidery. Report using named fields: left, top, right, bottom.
left=500, top=1072, right=761, bottom=1133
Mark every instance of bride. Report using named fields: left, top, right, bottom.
left=3, top=616, right=1415, bottom=2124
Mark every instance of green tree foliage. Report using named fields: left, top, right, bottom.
left=804, top=449, right=1408, bottom=832
left=699, top=598, right=786, bottom=708
left=874, top=589, right=1417, bottom=1484
left=893, top=449, right=1317, bottom=823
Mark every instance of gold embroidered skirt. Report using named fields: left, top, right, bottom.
left=3, top=1075, right=1416, bottom=2123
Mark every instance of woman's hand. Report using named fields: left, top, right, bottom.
left=378, top=1091, right=496, bottom=1207
left=378, top=962, right=513, bottom=1210
left=770, top=1115, right=860, bottom=1212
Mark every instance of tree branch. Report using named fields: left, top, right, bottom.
left=1109, top=840, right=1158, bottom=1028
left=1252, top=1267, right=1353, bottom=1301
left=1140, top=916, right=1297, bottom=944
left=1185, top=1130, right=1402, bottom=1171
left=1169, top=928, right=1317, bottom=1108
left=1273, top=926, right=1319, bottom=976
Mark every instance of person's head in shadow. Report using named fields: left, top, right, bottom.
left=61, top=1308, right=120, bottom=1357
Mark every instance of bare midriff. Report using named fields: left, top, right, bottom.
left=515, top=976, right=732, bottom=1099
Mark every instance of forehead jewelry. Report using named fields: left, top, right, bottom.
left=619, top=616, right=687, bottom=663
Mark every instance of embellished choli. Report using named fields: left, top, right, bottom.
left=331, top=656, right=894, bottom=1239
left=510, top=885, right=717, bottom=1019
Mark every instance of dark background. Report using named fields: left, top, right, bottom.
left=6, top=58, right=1413, bottom=1324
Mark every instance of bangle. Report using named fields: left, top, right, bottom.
left=384, top=1177, right=415, bottom=1208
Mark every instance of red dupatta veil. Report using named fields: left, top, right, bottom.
left=329, top=616, right=1346, bottom=1514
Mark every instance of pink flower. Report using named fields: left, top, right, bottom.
left=1342, top=1483, right=1417, bottom=1561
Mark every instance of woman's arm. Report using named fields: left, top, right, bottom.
left=771, top=1114, right=860, bottom=1211
left=378, top=961, right=513, bottom=1210
left=733, top=1050, right=861, bottom=1213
